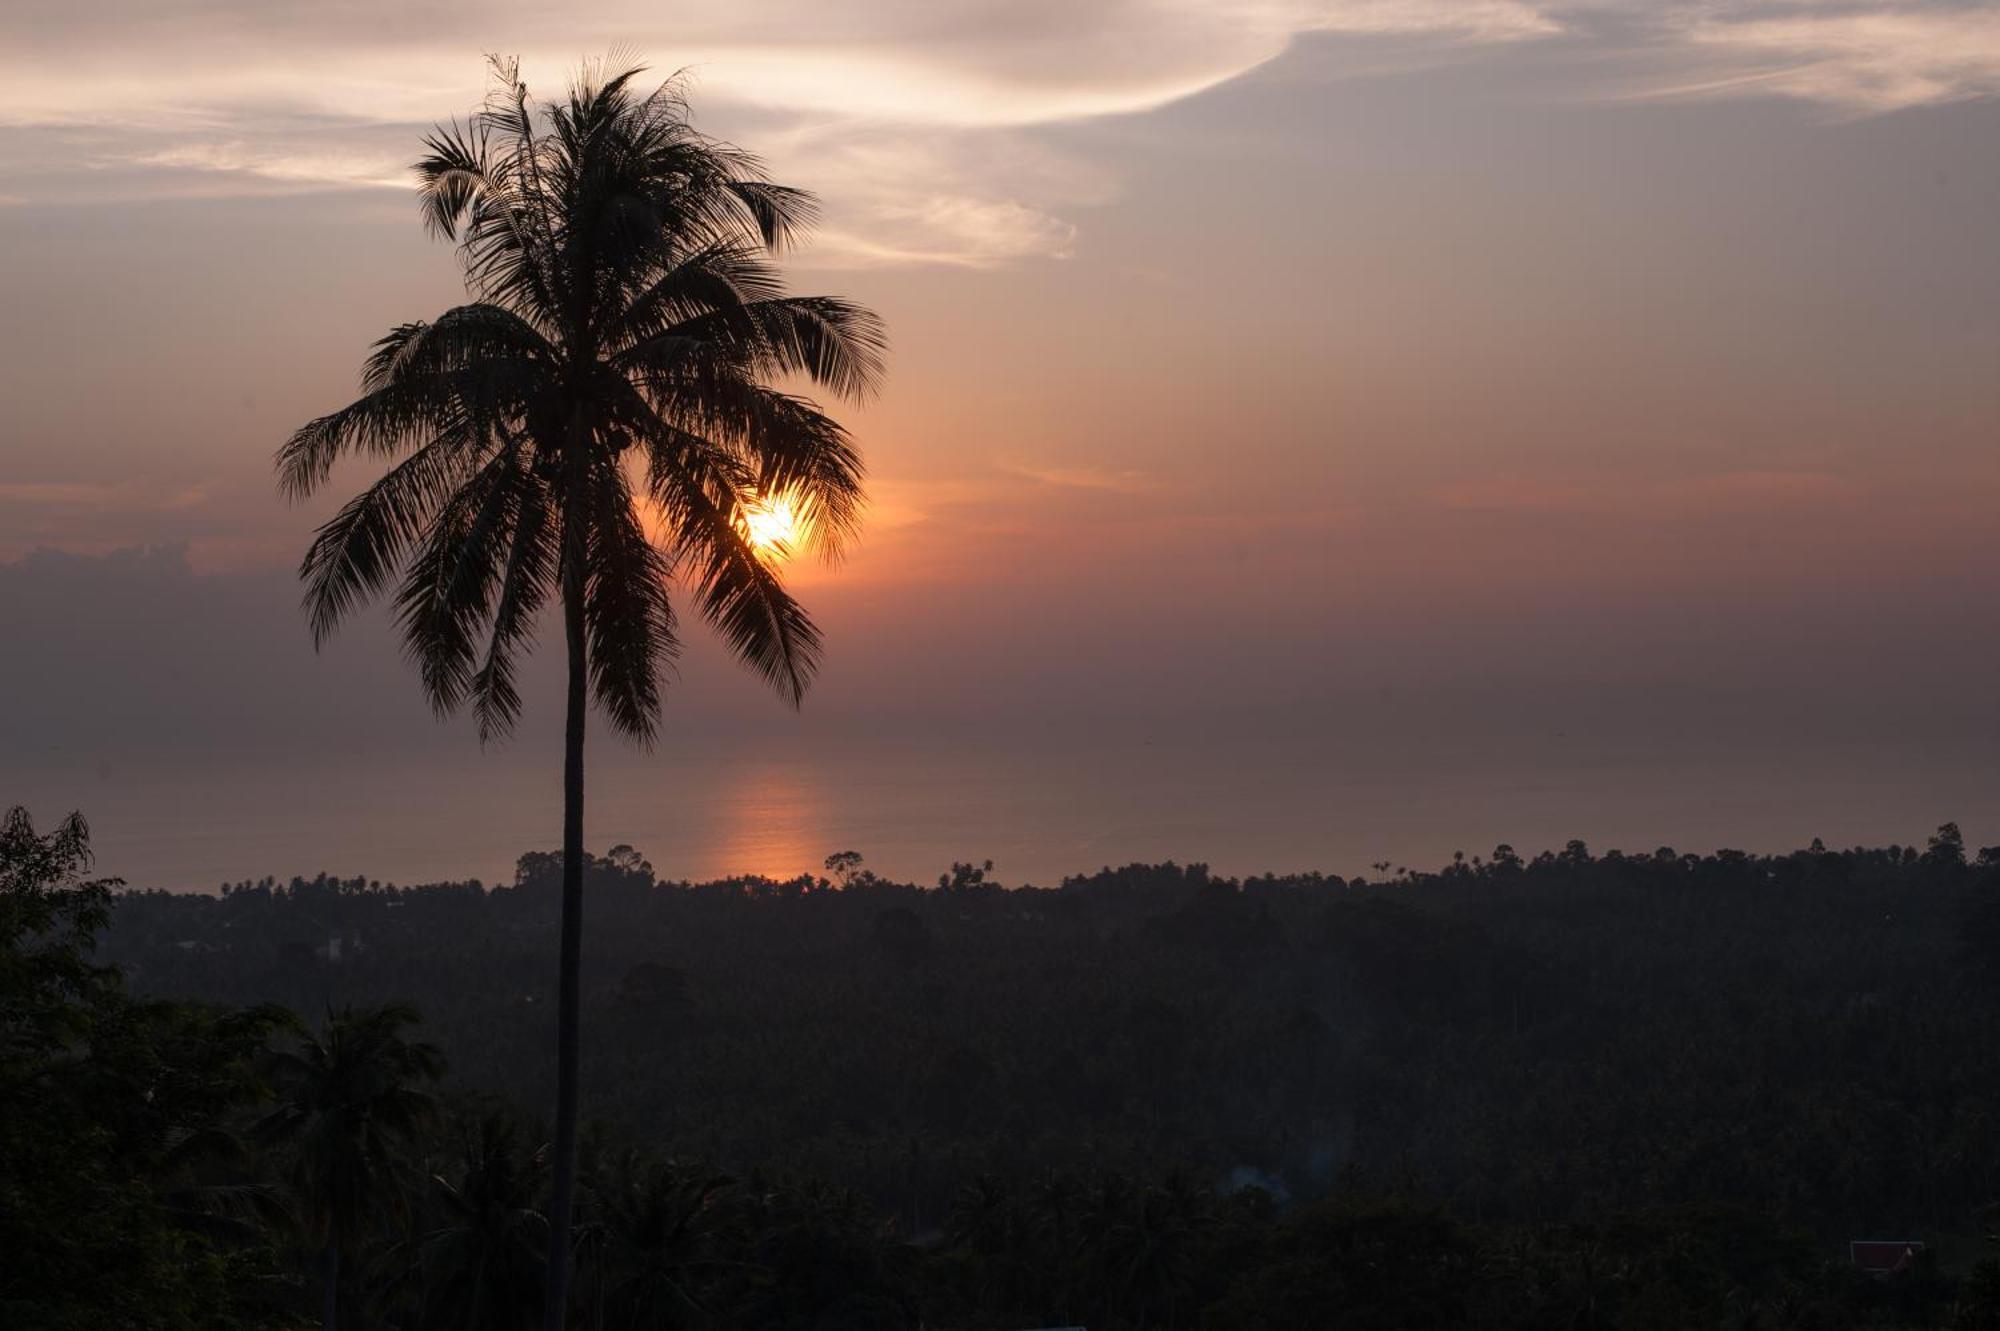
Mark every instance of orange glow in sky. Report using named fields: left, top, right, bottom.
left=742, top=492, right=801, bottom=560
left=3, top=5, right=1999, bottom=887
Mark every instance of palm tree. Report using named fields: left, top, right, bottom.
left=581, top=1151, right=733, bottom=1328
left=410, top=1114, right=547, bottom=1331
left=946, top=1175, right=1036, bottom=1316
left=254, top=1003, right=444, bottom=1330
left=275, top=58, right=881, bottom=1330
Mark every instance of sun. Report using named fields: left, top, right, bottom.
left=742, top=492, right=801, bottom=558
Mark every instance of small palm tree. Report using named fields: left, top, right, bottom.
left=276, top=57, right=880, bottom=1329
left=581, top=1151, right=733, bottom=1328
left=411, top=1114, right=547, bottom=1331
left=254, top=1003, right=444, bottom=1331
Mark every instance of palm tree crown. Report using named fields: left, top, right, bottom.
left=413, top=1115, right=547, bottom=1331
left=278, top=57, right=882, bottom=739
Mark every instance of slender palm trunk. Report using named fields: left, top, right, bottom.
left=322, top=1240, right=339, bottom=1331
left=543, top=552, right=588, bottom=1331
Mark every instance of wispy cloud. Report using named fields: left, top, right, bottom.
left=125, top=142, right=410, bottom=191
left=757, top=121, right=1098, bottom=268
left=0, top=3, right=1564, bottom=132
left=1003, top=463, right=1159, bottom=494
left=4, top=2, right=1990, bottom=263
left=1652, top=4, right=2000, bottom=113
left=0, top=480, right=219, bottom=561
left=0, top=480, right=214, bottom=511
left=0, top=0, right=1563, bottom=265
left=1437, top=468, right=1863, bottom=514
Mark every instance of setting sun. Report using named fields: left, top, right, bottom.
left=742, top=492, right=801, bottom=558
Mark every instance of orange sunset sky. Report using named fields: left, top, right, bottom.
left=2, top=1, right=1997, bottom=886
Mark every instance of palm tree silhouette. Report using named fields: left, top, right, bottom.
left=580, top=1151, right=734, bottom=1327
left=410, top=1114, right=548, bottom=1330
left=276, top=58, right=880, bottom=1329
left=254, top=1003, right=443, bottom=1330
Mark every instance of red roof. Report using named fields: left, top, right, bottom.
left=1850, top=1241, right=1923, bottom=1274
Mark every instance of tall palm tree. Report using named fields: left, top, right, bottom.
left=254, top=1003, right=444, bottom=1330
left=276, top=58, right=881, bottom=1330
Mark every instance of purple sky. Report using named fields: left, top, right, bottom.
left=2, top=2, right=1996, bottom=885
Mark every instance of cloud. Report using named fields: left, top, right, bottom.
left=0, top=0, right=1562, bottom=264
left=1436, top=467, right=1863, bottom=514
left=0, top=480, right=214, bottom=511
left=125, top=141, right=411, bottom=192
left=820, top=196, right=1079, bottom=268
left=0, top=480, right=243, bottom=569
left=9, top=2, right=1987, bottom=260
left=0, top=3, right=1563, bottom=130
left=1641, top=4, right=2000, bottom=113
left=1668, top=468, right=1862, bottom=503
left=755, top=120, right=1099, bottom=268
left=1003, top=463, right=1158, bottom=493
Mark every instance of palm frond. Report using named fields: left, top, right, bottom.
left=641, top=380, right=865, bottom=561
left=277, top=313, right=544, bottom=503
left=626, top=295, right=886, bottom=401
left=392, top=446, right=527, bottom=716
left=728, top=180, right=820, bottom=252
left=611, top=241, right=787, bottom=350
left=360, top=304, right=553, bottom=393
left=636, top=427, right=821, bottom=706
left=299, top=425, right=490, bottom=645
left=583, top=459, right=679, bottom=741
left=470, top=479, right=557, bottom=742
left=413, top=119, right=491, bottom=242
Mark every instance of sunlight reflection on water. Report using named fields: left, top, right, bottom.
left=6, top=725, right=1996, bottom=892
left=705, top=762, right=831, bottom=882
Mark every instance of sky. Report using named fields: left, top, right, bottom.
left=2, top=1, right=1997, bottom=888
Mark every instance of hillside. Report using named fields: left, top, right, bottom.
left=105, top=828, right=2000, bottom=1245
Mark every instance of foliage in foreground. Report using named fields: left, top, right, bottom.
left=15, top=807, right=2000, bottom=1326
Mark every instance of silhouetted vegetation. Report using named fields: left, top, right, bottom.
left=6, top=804, right=1997, bottom=1326
left=276, top=56, right=882, bottom=1324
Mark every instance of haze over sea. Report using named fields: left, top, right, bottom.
left=7, top=533, right=1998, bottom=891
left=12, top=664, right=1995, bottom=891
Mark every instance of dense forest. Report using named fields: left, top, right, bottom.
left=13, top=804, right=2000, bottom=1328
